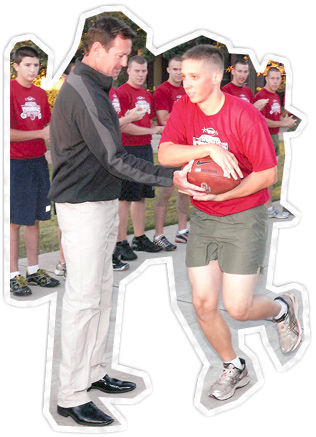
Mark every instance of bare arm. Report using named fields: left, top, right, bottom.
left=156, top=109, right=170, bottom=126
left=159, top=141, right=243, bottom=180
left=265, top=114, right=296, bottom=129
left=193, top=166, right=277, bottom=202
left=122, top=122, right=163, bottom=136
left=10, top=125, right=50, bottom=142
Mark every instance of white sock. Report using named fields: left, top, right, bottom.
left=10, top=271, right=20, bottom=279
left=268, top=206, right=274, bottom=212
left=28, top=264, right=39, bottom=275
left=224, top=356, right=242, bottom=370
left=177, top=228, right=188, bottom=235
left=155, top=234, right=164, bottom=240
left=274, top=299, right=288, bottom=320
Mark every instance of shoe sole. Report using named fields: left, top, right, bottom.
left=57, top=406, right=114, bottom=426
left=281, top=292, right=302, bottom=353
left=87, top=385, right=136, bottom=394
left=209, top=375, right=250, bottom=401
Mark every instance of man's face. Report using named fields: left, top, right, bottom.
left=95, top=35, right=132, bottom=77
left=14, top=57, right=40, bottom=87
left=181, top=59, right=217, bottom=107
left=265, top=70, right=282, bottom=92
left=232, top=63, right=249, bottom=86
left=127, top=61, right=148, bottom=88
left=167, top=60, right=183, bottom=85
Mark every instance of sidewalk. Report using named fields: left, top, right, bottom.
left=11, top=202, right=304, bottom=421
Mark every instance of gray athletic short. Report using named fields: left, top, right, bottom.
left=186, top=205, right=268, bottom=275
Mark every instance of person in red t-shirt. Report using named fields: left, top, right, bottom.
left=222, top=59, right=268, bottom=111
left=159, top=45, right=301, bottom=401
left=254, top=67, right=296, bottom=219
left=153, top=55, right=189, bottom=251
left=116, top=56, right=164, bottom=258
left=10, top=46, right=60, bottom=297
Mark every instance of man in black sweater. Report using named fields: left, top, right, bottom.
left=49, top=16, right=204, bottom=427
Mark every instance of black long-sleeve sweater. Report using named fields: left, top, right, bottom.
left=48, top=60, right=174, bottom=203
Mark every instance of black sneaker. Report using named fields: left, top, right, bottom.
left=112, top=253, right=130, bottom=271
left=116, top=240, right=137, bottom=261
left=154, top=234, right=177, bottom=251
left=132, top=234, right=162, bottom=253
left=175, top=230, right=189, bottom=243
left=26, top=269, right=60, bottom=287
left=10, top=275, right=32, bottom=296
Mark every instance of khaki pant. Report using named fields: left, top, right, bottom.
left=56, top=200, right=119, bottom=407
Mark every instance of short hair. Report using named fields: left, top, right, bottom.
left=83, top=16, right=136, bottom=54
left=13, top=46, right=39, bottom=65
left=128, top=55, right=147, bottom=68
left=233, top=59, right=249, bottom=69
left=267, top=66, right=281, bottom=76
left=168, top=55, right=182, bottom=65
left=182, top=44, right=224, bottom=73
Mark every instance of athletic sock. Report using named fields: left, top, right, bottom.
left=10, top=271, right=20, bottom=279
left=224, top=356, right=243, bottom=370
left=274, top=299, right=288, bottom=320
left=28, top=264, right=39, bottom=275
left=154, top=234, right=164, bottom=240
left=177, top=228, right=188, bottom=235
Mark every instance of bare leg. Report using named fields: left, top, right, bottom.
left=154, top=187, right=173, bottom=235
left=222, top=269, right=281, bottom=321
left=117, top=200, right=130, bottom=241
left=188, top=261, right=236, bottom=362
left=23, top=221, right=39, bottom=267
left=176, top=192, right=190, bottom=231
left=131, top=198, right=146, bottom=237
left=10, top=223, right=20, bottom=273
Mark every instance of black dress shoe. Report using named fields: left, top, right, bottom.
left=88, top=374, right=136, bottom=394
left=57, top=401, right=114, bottom=426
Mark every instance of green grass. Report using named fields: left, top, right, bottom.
left=18, top=143, right=285, bottom=258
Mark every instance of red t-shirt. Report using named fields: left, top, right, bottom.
left=222, top=82, right=254, bottom=104
left=254, top=88, right=282, bottom=134
left=10, top=79, right=51, bottom=159
left=109, top=87, right=121, bottom=117
left=160, top=93, right=277, bottom=216
left=117, top=83, right=155, bottom=146
left=153, top=81, right=185, bottom=125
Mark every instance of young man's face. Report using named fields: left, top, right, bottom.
left=14, top=57, right=40, bottom=87
left=181, top=59, right=219, bottom=107
left=265, top=70, right=282, bottom=93
left=96, top=35, right=132, bottom=78
left=232, top=63, right=249, bottom=86
left=127, top=61, right=148, bottom=88
left=167, top=59, right=183, bottom=86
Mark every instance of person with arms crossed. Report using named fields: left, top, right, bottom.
left=222, top=58, right=268, bottom=111
left=10, top=46, right=60, bottom=297
left=254, top=67, right=296, bottom=219
left=48, top=17, right=201, bottom=426
left=159, top=45, right=302, bottom=401
left=153, top=55, right=190, bottom=250
left=115, top=55, right=164, bottom=261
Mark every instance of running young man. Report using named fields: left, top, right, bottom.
left=159, top=45, right=302, bottom=401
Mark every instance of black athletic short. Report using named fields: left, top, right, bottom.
left=10, top=156, right=51, bottom=225
left=119, top=145, right=155, bottom=202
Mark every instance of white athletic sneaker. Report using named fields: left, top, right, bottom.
left=268, top=207, right=289, bottom=219
left=274, top=292, right=302, bottom=353
left=208, top=358, right=250, bottom=400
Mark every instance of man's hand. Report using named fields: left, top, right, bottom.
left=253, top=98, right=269, bottom=111
left=151, top=125, right=164, bottom=135
left=173, top=162, right=207, bottom=196
left=208, top=144, right=243, bottom=180
left=126, top=106, right=147, bottom=122
left=41, top=125, right=50, bottom=141
left=281, top=114, right=296, bottom=129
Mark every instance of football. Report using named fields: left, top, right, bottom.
left=187, top=157, right=241, bottom=194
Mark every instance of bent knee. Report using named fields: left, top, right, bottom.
left=225, top=303, right=250, bottom=321
left=192, top=295, right=218, bottom=319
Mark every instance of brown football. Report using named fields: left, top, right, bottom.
left=187, top=157, right=241, bottom=194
